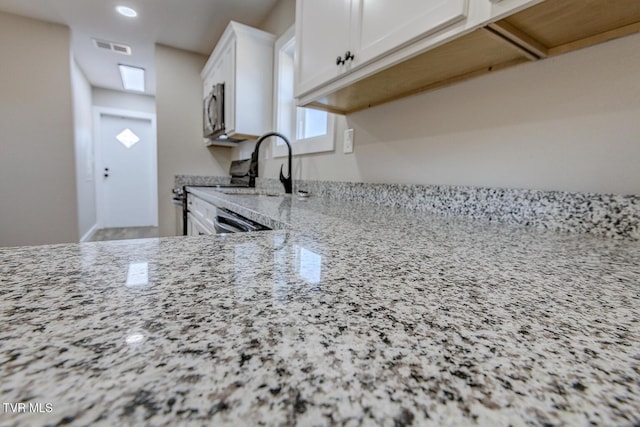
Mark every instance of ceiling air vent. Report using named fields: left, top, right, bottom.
left=92, top=38, right=132, bottom=55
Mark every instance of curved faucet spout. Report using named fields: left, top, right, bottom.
left=248, top=131, right=293, bottom=194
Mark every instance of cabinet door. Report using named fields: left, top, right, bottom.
left=190, top=196, right=217, bottom=232
left=203, top=50, right=224, bottom=97
left=190, top=195, right=204, bottom=222
left=295, top=0, right=354, bottom=96
left=188, top=213, right=212, bottom=236
left=354, top=0, right=469, bottom=65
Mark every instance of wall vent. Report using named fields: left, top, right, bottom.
left=92, top=38, right=132, bottom=55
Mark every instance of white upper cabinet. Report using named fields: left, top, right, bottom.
left=355, top=0, right=469, bottom=66
left=202, top=21, right=275, bottom=144
left=295, top=0, right=354, bottom=97
left=295, top=0, right=470, bottom=98
left=295, top=0, right=640, bottom=115
left=293, top=0, right=562, bottom=113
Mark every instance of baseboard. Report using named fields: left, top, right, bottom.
left=80, top=224, right=99, bottom=243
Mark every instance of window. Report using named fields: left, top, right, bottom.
left=272, top=26, right=336, bottom=158
left=115, top=128, right=140, bottom=149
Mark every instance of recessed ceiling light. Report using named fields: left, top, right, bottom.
left=116, top=6, right=138, bottom=18
left=118, top=64, right=145, bottom=92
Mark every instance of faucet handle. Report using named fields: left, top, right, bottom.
left=279, top=164, right=292, bottom=194
left=248, top=150, right=259, bottom=187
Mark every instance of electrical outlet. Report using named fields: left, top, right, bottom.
left=343, top=128, right=354, bottom=154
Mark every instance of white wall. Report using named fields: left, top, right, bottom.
left=92, top=88, right=156, bottom=114
left=155, top=44, right=231, bottom=237
left=0, top=12, right=79, bottom=247
left=71, top=58, right=96, bottom=241
left=253, top=1, right=640, bottom=196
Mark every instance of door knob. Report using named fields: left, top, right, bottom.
left=344, top=51, right=354, bottom=62
left=336, top=55, right=345, bottom=65
left=104, top=173, right=109, bottom=178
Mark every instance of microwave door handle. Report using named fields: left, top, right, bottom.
left=204, top=97, right=211, bottom=131
left=218, top=84, right=224, bottom=129
left=207, top=93, right=217, bottom=128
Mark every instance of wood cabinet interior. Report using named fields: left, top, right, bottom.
left=303, top=0, right=640, bottom=115
left=498, top=0, right=640, bottom=57
left=310, top=29, right=531, bottom=114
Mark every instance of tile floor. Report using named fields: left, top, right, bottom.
left=88, top=227, right=159, bottom=242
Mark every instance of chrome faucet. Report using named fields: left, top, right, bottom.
left=248, top=131, right=292, bottom=194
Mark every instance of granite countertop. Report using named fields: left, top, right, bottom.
left=1, top=187, right=639, bottom=426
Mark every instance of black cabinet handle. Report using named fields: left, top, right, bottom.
left=337, top=51, right=354, bottom=66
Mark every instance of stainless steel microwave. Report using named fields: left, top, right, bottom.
left=203, top=83, right=224, bottom=139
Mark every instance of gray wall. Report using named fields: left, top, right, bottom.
left=259, top=0, right=295, bottom=36
left=0, top=12, right=79, bottom=246
left=71, top=58, right=96, bottom=241
left=250, top=1, right=640, bottom=196
left=155, top=44, right=231, bottom=236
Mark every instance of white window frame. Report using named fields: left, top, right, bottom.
left=272, top=25, right=336, bottom=158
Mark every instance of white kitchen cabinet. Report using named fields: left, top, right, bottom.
left=355, top=0, right=469, bottom=66
left=294, top=0, right=565, bottom=113
left=488, top=0, right=544, bottom=21
left=296, top=0, right=640, bottom=116
left=187, top=213, right=213, bottom=236
left=202, top=21, right=275, bottom=145
left=295, top=0, right=470, bottom=98
left=187, top=193, right=217, bottom=232
left=203, top=45, right=227, bottom=103
left=295, top=0, right=354, bottom=96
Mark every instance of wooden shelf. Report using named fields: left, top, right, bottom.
left=301, top=0, right=640, bottom=115
left=499, top=0, right=640, bottom=56
left=308, top=29, right=532, bottom=114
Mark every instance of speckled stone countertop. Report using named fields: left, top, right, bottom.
left=1, top=187, right=639, bottom=426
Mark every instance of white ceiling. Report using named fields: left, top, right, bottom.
left=0, top=0, right=279, bottom=95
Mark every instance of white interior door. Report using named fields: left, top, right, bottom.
left=99, top=113, right=156, bottom=228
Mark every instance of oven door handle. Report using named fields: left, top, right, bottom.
left=213, top=218, right=243, bottom=234
left=216, top=209, right=258, bottom=231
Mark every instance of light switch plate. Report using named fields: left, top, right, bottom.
left=343, top=128, right=354, bottom=154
